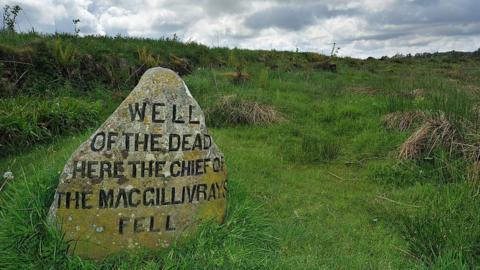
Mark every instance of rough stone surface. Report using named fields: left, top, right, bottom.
left=48, top=67, right=227, bottom=259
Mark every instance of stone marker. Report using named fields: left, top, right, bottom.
left=48, top=67, right=227, bottom=259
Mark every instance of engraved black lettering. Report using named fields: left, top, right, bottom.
left=128, top=188, right=141, bottom=207
left=135, top=133, right=148, bottom=151
left=134, top=217, right=145, bottom=233
left=124, top=133, right=133, bottom=151
left=154, top=161, right=166, bottom=177
left=72, top=160, right=86, bottom=178
left=169, top=134, right=180, bottom=151
left=107, top=132, right=118, bottom=150
left=115, top=189, right=128, bottom=208
left=143, top=188, right=155, bottom=206
left=113, top=161, right=124, bottom=178
left=56, top=192, right=64, bottom=208
left=195, top=159, right=204, bottom=175
left=118, top=217, right=129, bottom=234
left=186, top=185, right=197, bottom=203
left=181, top=134, right=192, bottom=151
left=99, top=189, right=114, bottom=208
left=170, top=161, right=181, bottom=177
left=149, top=216, right=160, bottom=232
left=171, top=187, right=183, bottom=204
left=166, top=215, right=175, bottom=231
left=172, top=104, right=185, bottom=123
left=181, top=160, right=191, bottom=177
left=203, top=134, right=212, bottom=150
left=213, top=157, right=221, bottom=172
left=100, top=161, right=112, bottom=179
left=91, top=132, right=106, bottom=151
left=87, top=161, right=98, bottom=178
left=152, top=103, right=165, bottom=123
left=128, top=102, right=146, bottom=122
left=150, top=134, right=162, bottom=151
left=65, top=192, right=71, bottom=208
left=188, top=105, right=200, bottom=124
left=192, top=133, right=202, bottom=150
left=141, top=161, right=154, bottom=177
left=82, top=191, right=92, bottom=209
left=197, top=184, right=207, bottom=201
left=208, top=183, right=216, bottom=201
left=161, top=188, right=171, bottom=205
left=128, top=161, right=141, bottom=178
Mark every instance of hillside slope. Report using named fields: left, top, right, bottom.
left=1, top=32, right=480, bottom=269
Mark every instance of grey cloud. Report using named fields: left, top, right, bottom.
left=201, top=0, right=248, bottom=16
left=372, top=0, right=480, bottom=26
left=244, top=3, right=358, bottom=30
left=245, top=5, right=320, bottom=30
left=343, top=22, right=480, bottom=44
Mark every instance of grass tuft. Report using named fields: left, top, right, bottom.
left=398, top=112, right=461, bottom=159
left=206, top=95, right=285, bottom=127
left=0, top=97, right=101, bottom=156
left=287, top=134, right=341, bottom=164
left=382, top=111, right=426, bottom=131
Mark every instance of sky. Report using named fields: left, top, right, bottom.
left=1, top=0, right=480, bottom=58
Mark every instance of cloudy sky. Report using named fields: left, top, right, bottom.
left=2, top=0, right=480, bottom=58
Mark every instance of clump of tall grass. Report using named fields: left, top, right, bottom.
left=223, top=50, right=251, bottom=84
left=380, top=82, right=480, bottom=162
left=394, top=114, right=480, bottom=162
left=382, top=111, right=426, bottom=131
left=52, top=39, right=77, bottom=79
left=398, top=112, right=462, bottom=159
left=137, top=46, right=160, bottom=68
left=167, top=54, right=192, bottom=76
left=222, top=69, right=251, bottom=84
left=0, top=97, right=100, bottom=155
left=388, top=185, right=480, bottom=267
left=206, top=95, right=284, bottom=127
left=52, top=39, right=76, bottom=68
left=286, top=134, right=341, bottom=164
left=257, top=68, right=269, bottom=89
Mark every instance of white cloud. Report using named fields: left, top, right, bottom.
left=1, top=0, right=479, bottom=58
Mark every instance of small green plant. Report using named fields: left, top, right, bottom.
left=288, top=134, right=341, bottom=164
left=137, top=46, right=159, bottom=68
left=318, top=139, right=342, bottom=162
left=258, top=68, right=269, bottom=89
left=2, top=4, right=22, bottom=32
left=72, top=19, right=80, bottom=36
left=168, top=54, right=192, bottom=75
left=330, top=42, right=340, bottom=57
left=52, top=39, right=77, bottom=78
left=227, top=50, right=239, bottom=68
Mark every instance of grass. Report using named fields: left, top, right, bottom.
left=1, top=31, right=480, bottom=268
left=206, top=95, right=284, bottom=127
left=0, top=133, right=278, bottom=269
left=0, top=97, right=103, bottom=156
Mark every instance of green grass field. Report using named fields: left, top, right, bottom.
left=1, top=32, right=480, bottom=269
